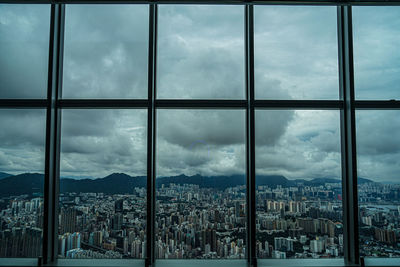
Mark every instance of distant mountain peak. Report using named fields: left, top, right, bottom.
left=104, top=173, right=132, bottom=178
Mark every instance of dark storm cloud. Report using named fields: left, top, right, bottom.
left=0, top=5, right=50, bottom=98
left=156, top=110, right=246, bottom=176
left=158, top=110, right=245, bottom=147
left=255, top=110, right=294, bottom=146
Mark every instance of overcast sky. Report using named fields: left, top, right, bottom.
left=0, top=5, right=399, bottom=182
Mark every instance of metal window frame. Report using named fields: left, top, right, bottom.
left=42, top=3, right=65, bottom=265
left=1, top=1, right=400, bottom=267
left=338, top=5, right=359, bottom=265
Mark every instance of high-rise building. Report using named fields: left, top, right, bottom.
left=60, top=208, right=77, bottom=234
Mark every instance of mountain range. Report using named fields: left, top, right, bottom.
left=0, top=172, right=374, bottom=197
left=0, top=172, right=11, bottom=179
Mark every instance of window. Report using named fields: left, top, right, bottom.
left=157, top=5, right=245, bottom=99
left=256, top=110, right=342, bottom=259
left=254, top=6, right=339, bottom=100
left=59, top=110, right=147, bottom=259
left=0, top=1, right=399, bottom=267
left=156, top=110, right=246, bottom=259
left=353, top=7, right=400, bottom=100
left=0, top=5, right=50, bottom=99
left=63, top=5, right=149, bottom=99
left=356, top=111, right=400, bottom=258
left=0, top=109, right=46, bottom=257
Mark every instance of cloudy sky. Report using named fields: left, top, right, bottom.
left=0, top=4, right=399, bottom=182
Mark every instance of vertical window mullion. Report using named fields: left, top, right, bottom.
left=43, top=3, right=64, bottom=264
left=147, top=3, right=157, bottom=267
left=337, top=5, right=360, bottom=265
left=245, top=4, right=256, bottom=266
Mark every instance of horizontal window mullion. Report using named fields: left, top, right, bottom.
left=4, top=0, right=400, bottom=6
left=0, top=99, right=48, bottom=108
left=254, top=100, right=343, bottom=109
left=58, top=99, right=150, bottom=108
left=54, top=100, right=351, bottom=109
left=155, top=99, right=248, bottom=109
left=355, top=100, right=400, bottom=109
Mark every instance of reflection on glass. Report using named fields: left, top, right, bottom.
left=63, top=5, right=149, bottom=99
left=353, top=7, right=400, bottom=100
left=255, top=110, right=343, bottom=259
left=356, top=111, right=400, bottom=257
left=0, top=110, right=46, bottom=257
left=0, top=5, right=50, bottom=99
left=254, top=6, right=339, bottom=100
left=157, top=5, right=245, bottom=99
left=59, top=110, right=147, bottom=259
left=156, top=110, right=246, bottom=259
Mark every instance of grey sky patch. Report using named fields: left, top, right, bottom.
left=353, top=7, right=400, bottom=100
left=157, top=110, right=245, bottom=177
left=356, top=110, right=400, bottom=182
left=356, top=111, right=400, bottom=156
left=157, top=110, right=245, bottom=147
left=0, top=110, right=46, bottom=174
left=0, top=4, right=50, bottom=99
left=60, top=109, right=147, bottom=178
left=256, top=110, right=342, bottom=180
left=157, top=5, right=245, bottom=99
left=63, top=5, right=149, bottom=99
left=254, top=6, right=339, bottom=100
left=0, top=110, right=46, bottom=148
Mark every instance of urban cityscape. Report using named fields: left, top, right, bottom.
left=0, top=173, right=399, bottom=259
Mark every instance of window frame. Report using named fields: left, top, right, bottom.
left=1, top=1, right=400, bottom=267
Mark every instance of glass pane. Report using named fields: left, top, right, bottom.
left=156, top=110, right=246, bottom=259
left=255, top=110, right=343, bottom=259
left=254, top=7, right=339, bottom=100
left=0, top=109, right=46, bottom=257
left=356, top=111, right=400, bottom=257
left=0, top=5, right=50, bottom=99
left=157, top=5, right=245, bottom=99
left=63, top=5, right=148, bottom=99
left=59, top=110, right=147, bottom=259
left=353, top=7, right=400, bottom=100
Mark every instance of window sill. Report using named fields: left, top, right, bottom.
left=363, top=258, right=400, bottom=267
left=45, top=259, right=144, bottom=267
left=258, top=259, right=347, bottom=267
left=0, top=258, right=399, bottom=267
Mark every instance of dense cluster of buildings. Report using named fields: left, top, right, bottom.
left=155, top=184, right=246, bottom=259
left=0, top=196, right=43, bottom=257
left=358, top=182, right=400, bottom=257
left=0, top=179, right=399, bottom=259
left=255, top=183, right=343, bottom=259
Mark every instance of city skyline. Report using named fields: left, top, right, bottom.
left=1, top=174, right=399, bottom=258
